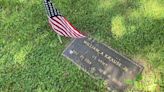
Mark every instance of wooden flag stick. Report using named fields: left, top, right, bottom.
left=57, top=34, right=63, bottom=44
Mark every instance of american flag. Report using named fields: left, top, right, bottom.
left=44, top=0, right=85, bottom=38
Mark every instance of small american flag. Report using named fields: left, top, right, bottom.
left=44, top=0, right=85, bottom=38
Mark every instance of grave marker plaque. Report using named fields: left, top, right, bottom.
left=63, top=37, right=143, bottom=92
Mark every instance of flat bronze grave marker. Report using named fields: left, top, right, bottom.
left=63, top=37, right=143, bottom=92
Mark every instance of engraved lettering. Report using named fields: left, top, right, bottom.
left=123, top=66, right=128, bottom=72
left=100, top=51, right=104, bottom=56
left=98, top=59, right=108, bottom=66
left=83, top=40, right=128, bottom=72
left=84, top=58, right=92, bottom=65
left=80, top=55, right=85, bottom=60
left=72, top=49, right=78, bottom=55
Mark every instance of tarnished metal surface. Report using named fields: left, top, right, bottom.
left=63, top=37, right=143, bottom=92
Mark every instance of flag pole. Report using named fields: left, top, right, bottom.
left=57, top=34, right=63, bottom=44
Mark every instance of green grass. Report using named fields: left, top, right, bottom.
left=0, top=0, right=164, bottom=92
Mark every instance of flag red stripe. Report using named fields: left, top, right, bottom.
left=47, top=15, right=85, bottom=38
left=59, top=17, right=80, bottom=37
left=49, top=18, right=71, bottom=37
left=52, top=27, right=65, bottom=36
left=49, top=17, right=71, bottom=37
left=52, top=17, right=77, bottom=38
left=62, top=17, right=82, bottom=35
left=57, top=16, right=81, bottom=37
left=49, top=21, right=68, bottom=37
left=63, top=17, right=85, bottom=37
left=55, top=17, right=79, bottom=38
left=49, top=22, right=66, bottom=36
left=49, top=21, right=65, bottom=36
left=54, top=17, right=78, bottom=38
left=61, top=17, right=85, bottom=37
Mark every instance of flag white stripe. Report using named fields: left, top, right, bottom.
left=52, top=17, right=77, bottom=38
left=49, top=23, right=65, bottom=36
left=56, top=16, right=80, bottom=37
left=53, top=17, right=73, bottom=37
left=45, top=0, right=85, bottom=38
left=49, top=16, right=85, bottom=38
left=49, top=19, right=68, bottom=36
left=49, top=23, right=64, bottom=36
left=60, top=17, right=84, bottom=36
left=58, top=16, right=84, bottom=37
left=49, top=18, right=71, bottom=37
left=50, top=23, right=67, bottom=36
